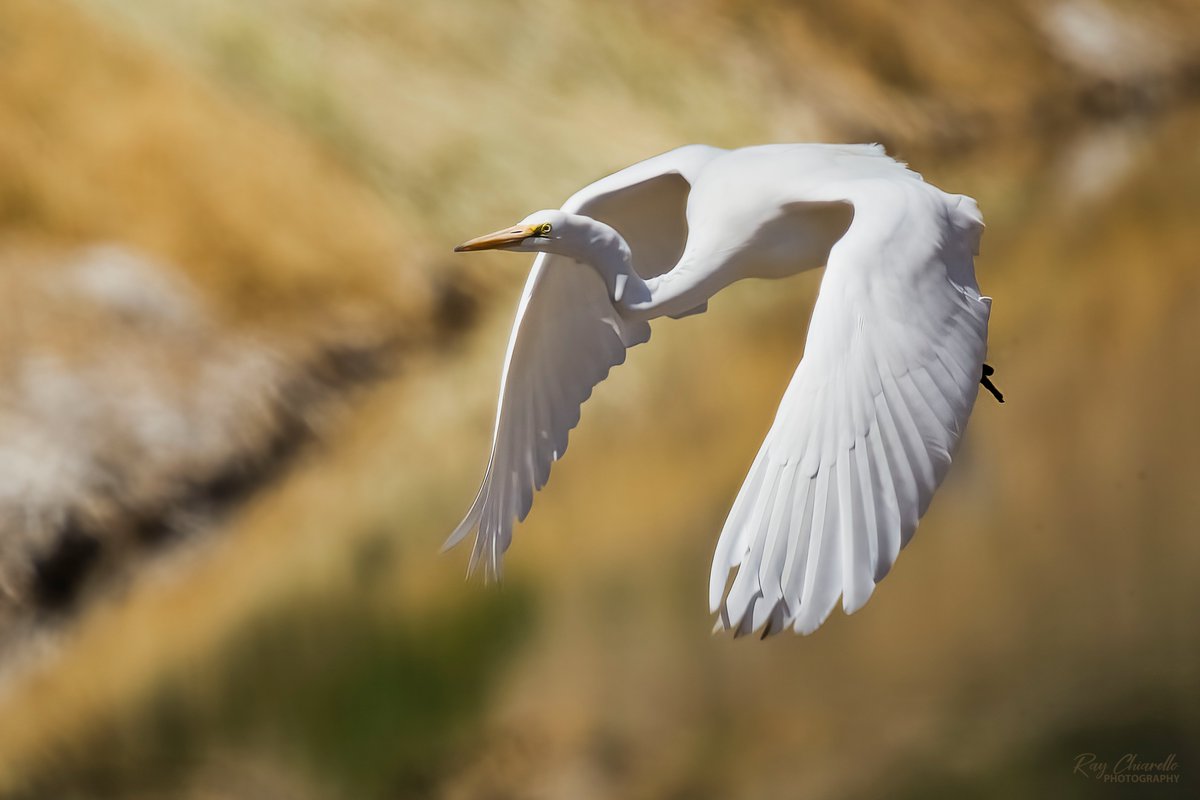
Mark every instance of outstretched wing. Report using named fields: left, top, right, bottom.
left=710, top=181, right=991, bottom=636
left=446, top=145, right=724, bottom=579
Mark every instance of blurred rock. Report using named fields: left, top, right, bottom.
left=64, top=245, right=203, bottom=331
left=0, top=243, right=388, bottom=632
left=0, top=0, right=440, bottom=644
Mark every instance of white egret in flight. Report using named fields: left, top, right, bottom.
left=446, top=144, right=1002, bottom=637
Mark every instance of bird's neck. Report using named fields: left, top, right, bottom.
left=562, top=218, right=655, bottom=313
left=560, top=215, right=715, bottom=321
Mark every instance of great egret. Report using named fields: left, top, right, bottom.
left=447, top=144, right=1000, bottom=637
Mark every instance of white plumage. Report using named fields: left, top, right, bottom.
left=446, top=143, right=994, bottom=637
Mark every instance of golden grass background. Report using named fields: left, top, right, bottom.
left=0, top=1, right=1198, bottom=797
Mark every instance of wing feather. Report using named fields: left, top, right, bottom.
left=446, top=146, right=723, bottom=579
left=712, top=178, right=991, bottom=636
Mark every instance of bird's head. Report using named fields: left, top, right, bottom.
left=453, top=210, right=572, bottom=254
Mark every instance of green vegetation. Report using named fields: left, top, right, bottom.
left=9, top=584, right=534, bottom=799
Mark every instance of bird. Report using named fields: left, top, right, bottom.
left=445, top=143, right=1000, bottom=637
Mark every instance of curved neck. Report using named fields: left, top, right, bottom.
left=556, top=215, right=708, bottom=322
left=558, top=218, right=651, bottom=311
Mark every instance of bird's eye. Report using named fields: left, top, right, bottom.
left=538, top=223, right=552, bottom=237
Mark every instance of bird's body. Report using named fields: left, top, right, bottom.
left=448, top=143, right=994, bottom=637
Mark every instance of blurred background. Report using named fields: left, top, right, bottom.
left=1, top=0, right=1198, bottom=797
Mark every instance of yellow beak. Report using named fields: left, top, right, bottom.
left=454, top=224, right=540, bottom=252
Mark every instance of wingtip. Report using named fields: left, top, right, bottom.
left=443, top=496, right=486, bottom=554
left=841, top=585, right=874, bottom=616
left=709, top=562, right=734, bottom=613
left=760, top=603, right=786, bottom=638
left=710, top=606, right=731, bottom=636
left=441, top=526, right=470, bottom=554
